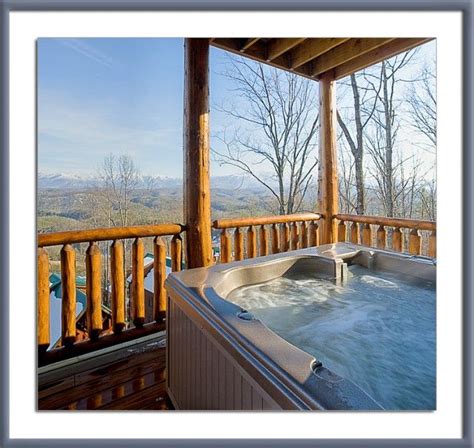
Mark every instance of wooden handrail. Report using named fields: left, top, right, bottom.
left=335, top=214, right=436, bottom=231
left=37, top=223, right=185, bottom=365
left=38, top=223, right=184, bottom=247
left=213, top=212, right=321, bottom=229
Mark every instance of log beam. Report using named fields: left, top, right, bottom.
left=183, top=38, right=213, bottom=268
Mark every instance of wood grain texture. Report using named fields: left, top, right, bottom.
left=376, top=225, right=386, bottom=249
left=259, top=225, right=268, bottom=257
left=184, top=38, right=213, bottom=269
left=132, top=238, right=145, bottom=327
left=37, top=247, right=50, bottom=350
left=308, top=221, right=319, bottom=247
left=409, top=229, right=422, bottom=255
left=61, top=244, right=77, bottom=346
left=428, top=230, right=436, bottom=258
left=271, top=224, right=280, bottom=254
left=153, top=237, right=167, bottom=320
left=318, top=75, right=338, bottom=244
left=38, top=341, right=171, bottom=410
left=171, top=234, right=183, bottom=271
left=361, top=223, right=372, bottom=247
left=234, top=228, right=244, bottom=261
left=213, top=213, right=320, bottom=230
left=392, top=227, right=403, bottom=252
left=38, top=223, right=182, bottom=247
left=336, top=213, right=436, bottom=231
left=290, top=222, right=299, bottom=250
left=86, top=242, right=102, bottom=339
left=247, top=226, right=257, bottom=258
left=281, top=223, right=290, bottom=252
left=110, top=240, right=125, bottom=334
left=220, top=229, right=231, bottom=263
left=337, top=220, right=346, bottom=243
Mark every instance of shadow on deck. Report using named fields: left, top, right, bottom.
left=38, top=333, right=173, bottom=410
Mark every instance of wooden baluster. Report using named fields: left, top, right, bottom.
left=409, top=228, right=421, bottom=255
left=171, top=234, right=183, bottom=271
left=247, top=226, right=257, bottom=258
left=361, top=223, right=372, bottom=247
left=281, top=223, right=290, bottom=252
left=350, top=222, right=360, bottom=244
left=110, top=240, right=125, bottom=334
left=392, top=227, right=403, bottom=252
left=428, top=230, right=436, bottom=258
left=271, top=224, right=280, bottom=254
left=259, top=225, right=268, bottom=257
left=153, top=237, right=167, bottom=321
left=61, top=244, right=77, bottom=346
left=234, top=228, right=244, bottom=261
left=301, top=222, right=308, bottom=248
left=86, top=242, right=102, bottom=340
left=38, top=247, right=50, bottom=351
left=338, top=220, right=346, bottom=243
left=376, top=225, right=386, bottom=249
left=290, top=222, right=299, bottom=250
left=131, top=238, right=145, bottom=327
left=309, top=221, right=319, bottom=247
left=220, top=229, right=231, bottom=263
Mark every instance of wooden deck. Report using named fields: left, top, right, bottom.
left=38, top=334, right=173, bottom=410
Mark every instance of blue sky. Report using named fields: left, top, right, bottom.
left=38, top=38, right=436, bottom=178
left=38, top=38, right=234, bottom=177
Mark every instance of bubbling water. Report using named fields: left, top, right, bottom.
left=227, top=264, right=436, bottom=410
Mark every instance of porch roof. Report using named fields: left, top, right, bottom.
left=210, top=38, right=432, bottom=80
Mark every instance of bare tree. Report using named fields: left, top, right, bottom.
left=97, top=153, right=140, bottom=227
left=213, top=57, right=319, bottom=215
left=364, top=52, right=416, bottom=217
left=337, top=73, right=380, bottom=214
left=407, top=66, right=436, bottom=153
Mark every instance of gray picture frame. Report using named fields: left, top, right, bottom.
left=0, top=0, right=472, bottom=446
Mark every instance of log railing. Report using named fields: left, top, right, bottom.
left=335, top=214, right=436, bottom=258
left=37, top=223, right=184, bottom=366
left=212, top=213, right=321, bottom=264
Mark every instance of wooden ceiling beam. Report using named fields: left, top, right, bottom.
left=266, top=38, right=306, bottom=61
left=288, top=38, right=350, bottom=69
left=240, top=38, right=260, bottom=52
left=310, top=38, right=395, bottom=77
left=330, top=38, right=433, bottom=80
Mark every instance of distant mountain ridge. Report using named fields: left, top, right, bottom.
left=38, top=172, right=266, bottom=191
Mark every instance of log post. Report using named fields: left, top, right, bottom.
left=132, top=238, right=145, bottom=327
left=338, top=220, right=346, bottom=243
left=259, top=225, right=268, bottom=257
left=153, top=237, right=167, bottom=321
left=361, top=223, right=372, bottom=247
left=183, top=38, right=212, bottom=268
left=300, top=222, right=308, bottom=248
left=350, top=222, right=360, bottom=244
left=271, top=224, right=280, bottom=254
left=376, top=225, right=386, bottom=249
left=318, top=74, right=338, bottom=244
left=392, top=227, right=403, bottom=252
left=409, top=229, right=421, bottom=255
left=86, top=242, right=103, bottom=339
left=220, top=229, right=231, bottom=263
left=110, top=240, right=125, bottom=334
left=61, top=244, right=77, bottom=346
left=247, top=226, right=257, bottom=258
left=281, top=223, right=290, bottom=252
left=428, top=230, right=436, bottom=258
left=308, top=221, right=319, bottom=247
left=171, top=234, right=183, bottom=272
left=234, top=228, right=244, bottom=260
left=290, top=222, right=299, bottom=250
left=38, top=248, right=50, bottom=351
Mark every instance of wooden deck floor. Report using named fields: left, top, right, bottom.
left=38, top=334, right=173, bottom=410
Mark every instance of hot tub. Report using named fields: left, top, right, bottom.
left=165, top=242, right=436, bottom=410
